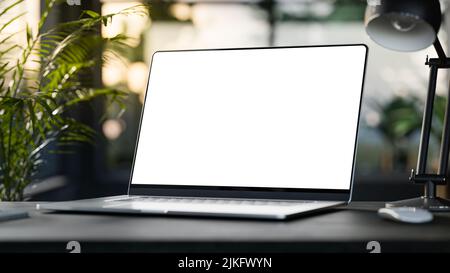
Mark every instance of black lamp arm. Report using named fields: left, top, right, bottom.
left=412, top=37, right=450, bottom=200
left=434, top=37, right=448, bottom=61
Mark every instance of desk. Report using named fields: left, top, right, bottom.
left=1, top=202, right=450, bottom=253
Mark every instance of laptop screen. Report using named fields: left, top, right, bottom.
left=131, top=45, right=367, bottom=191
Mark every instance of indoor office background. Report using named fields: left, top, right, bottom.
left=3, top=0, right=450, bottom=201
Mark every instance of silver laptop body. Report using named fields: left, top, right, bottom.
left=39, top=44, right=368, bottom=220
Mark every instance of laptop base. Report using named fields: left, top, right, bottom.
left=38, top=195, right=344, bottom=220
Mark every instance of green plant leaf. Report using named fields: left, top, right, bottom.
left=26, top=24, right=32, bottom=46
left=82, top=10, right=100, bottom=19
left=0, top=0, right=24, bottom=18
left=0, top=1, right=148, bottom=201
left=0, top=12, right=26, bottom=34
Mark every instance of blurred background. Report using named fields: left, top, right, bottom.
left=4, top=0, right=450, bottom=201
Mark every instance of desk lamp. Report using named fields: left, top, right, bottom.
left=365, top=0, right=450, bottom=210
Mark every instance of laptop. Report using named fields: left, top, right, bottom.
left=38, top=44, right=368, bottom=220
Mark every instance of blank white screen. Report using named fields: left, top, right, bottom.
left=132, top=45, right=367, bottom=190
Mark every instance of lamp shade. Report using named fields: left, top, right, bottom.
left=365, top=0, right=442, bottom=52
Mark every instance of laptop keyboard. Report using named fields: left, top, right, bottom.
left=112, top=196, right=313, bottom=206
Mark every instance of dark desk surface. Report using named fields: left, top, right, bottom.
left=1, top=202, right=450, bottom=253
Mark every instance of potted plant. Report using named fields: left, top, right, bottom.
left=0, top=0, right=148, bottom=200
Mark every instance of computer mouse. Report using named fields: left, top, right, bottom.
left=378, top=207, right=433, bottom=224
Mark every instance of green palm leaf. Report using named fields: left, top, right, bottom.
left=0, top=1, right=149, bottom=200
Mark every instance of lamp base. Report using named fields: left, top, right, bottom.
left=386, top=196, right=450, bottom=211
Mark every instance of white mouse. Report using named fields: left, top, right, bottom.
left=378, top=207, right=433, bottom=224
